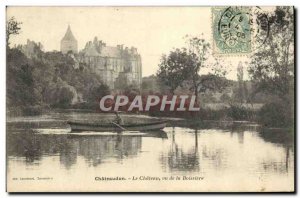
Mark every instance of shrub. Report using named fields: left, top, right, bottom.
left=227, top=105, right=252, bottom=120
left=258, top=102, right=292, bottom=128
left=22, top=105, right=50, bottom=116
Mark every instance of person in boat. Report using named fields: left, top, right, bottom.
left=114, top=111, right=124, bottom=125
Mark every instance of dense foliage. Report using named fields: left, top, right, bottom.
left=248, top=7, right=294, bottom=127
left=157, top=35, right=228, bottom=100
left=7, top=47, right=109, bottom=115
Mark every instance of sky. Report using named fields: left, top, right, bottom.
left=7, top=7, right=250, bottom=80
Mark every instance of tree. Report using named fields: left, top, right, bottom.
left=56, top=86, right=75, bottom=108
left=6, top=17, right=22, bottom=47
left=248, top=7, right=294, bottom=127
left=87, top=84, right=111, bottom=104
left=220, top=93, right=231, bottom=103
left=236, top=61, right=246, bottom=103
left=157, top=49, right=192, bottom=94
left=157, top=35, right=227, bottom=100
left=7, top=48, right=37, bottom=107
left=248, top=7, right=294, bottom=103
left=184, top=35, right=228, bottom=100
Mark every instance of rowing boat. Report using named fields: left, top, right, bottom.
left=67, top=120, right=167, bottom=132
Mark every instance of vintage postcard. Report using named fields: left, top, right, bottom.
left=6, top=6, right=294, bottom=192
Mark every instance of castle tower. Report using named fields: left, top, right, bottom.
left=61, top=25, right=78, bottom=54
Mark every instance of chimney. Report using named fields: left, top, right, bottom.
left=93, top=37, right=98, bottom=44
left=131, top=47, right=137, bottom=54
left=117, top=44, right=124, bottom=51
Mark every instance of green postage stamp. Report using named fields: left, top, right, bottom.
left=212, top=6, right=269, bottom=55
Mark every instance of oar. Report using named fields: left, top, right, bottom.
left=111, top=121, right=128, bottom=131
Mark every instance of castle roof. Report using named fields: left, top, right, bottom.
left=101, top=46, right=121, bottom=58
left=84, top=44, right=121, bottom=58
left=83, top=37, right=139, bottom=58
left=85, top=45, right=100, bottom=56
left=62, top=25, right=77, bottom=41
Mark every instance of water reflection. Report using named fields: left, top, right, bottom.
left=7, top=114, right=294, bottom=191
left=74, top=135, right=142, bottom=167
left=259, top=128, right=294, bottom=174
left=160, top=128, right=200, bottom=172
left=7, top=131, right=146, bottom=169
left=7, top=131, right=43, bottom=164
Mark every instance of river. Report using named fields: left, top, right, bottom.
left=6, top=111, right=294, bottom=192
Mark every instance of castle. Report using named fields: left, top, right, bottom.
left=61, top=25, right=142, bottom=89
